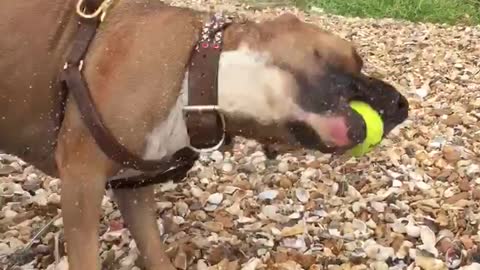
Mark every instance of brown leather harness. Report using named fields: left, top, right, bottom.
left=58, top=0, right=231, bottom=189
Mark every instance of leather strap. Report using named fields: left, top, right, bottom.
left=84, top=0, right=104, bottom=12
left=57, top=2, right=230, bottom=188
left=186, top=16, right=228, bottom=149
left=105, top=160, right=195, bottom=189
left=60, top=13, right=198, bottom=171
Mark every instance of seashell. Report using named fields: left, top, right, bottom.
left=281, top=224, right=305, bottom=237
left=300, top=167, right=319, bottom=180
left=172, top=216, right=185, bottom=225
left=370, top=201, right=386, bottom=213
left=347, top=185, right=362, bottom=199
left=330, top=182, right=339, bottom=195
left=0, top=183, right=23, bottom=198
left=420, top=225, right=436, bottom=248
left=415, top=255, right=447, bottom=270
left=0, top=242, right=12, bottom=256
left=241, top=258, right=261, bottom=270
left=444, top=241, right=464, bottom=269
left=278, top=161, right=289, bottom=173
left=226, top=202, right=241, bottom=216
left=159, top=181, right=177, bottom=192
left=466, top=164, right=480, bottom=177
left=196, top=260, right=209, bottom=270
left=3, top=209, right=18, bottom=219
left=157, top=201, right=173, bottom=211
left=102, top=228, right=127, bottom=242
left=313, top=210, right=328, bottom=217
left=223, top=185, right=240, bottom=195
left=392, top=218, right=409, bottom=234
left=406, top=224, right=421, bottom=238
left=261, top=205, right=288, bottom=223
left=281, top=237, right=307, bottom=250
left=392, top=179, right=403, bottom=187
left=207, top=193, right=223, bottom=204
left=396, top=241, right=413, bottom=259
left=190, top=185, right=204, bottom=198
left=459, top=263, right=480, bottom=270
left=31, top=189, right=48, bottom=206
left=204, top=203, right=218, bottom=212
left=47, top=193, right=61, bottom=205
left=237, top=216, right=256, bottom=223
left=258, top=190, right=279, bottom=201
left=443, top=187, right=458, bottom=198
left=352, top=201, right=366, bottom=213
left=295, top=188, right=310, bottom=203
left=222, top=162, right=234, bottom=174
left=415, top=181, right=431, bottom=191
left=210, top=151, right=224, bottom=163
left=288, top=212, right=301, bottom=219
left=370, top=261, right=389, bottom=270
left=352, top=219, right=368, bottom=233
left=364, top=242, right=394, bottom=261
left=366, top=219, right=377, bottom=229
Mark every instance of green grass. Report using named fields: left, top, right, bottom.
left=294, top=0, right=480, bottom=25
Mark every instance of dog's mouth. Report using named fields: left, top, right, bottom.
left=287, top=96, right=408, bottom=154
left=282, top=65, right=410, bottom=154
left=287, top=110, right=366, bottom=154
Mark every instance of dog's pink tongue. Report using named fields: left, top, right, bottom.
left=326, top=117, right=350, bottom=147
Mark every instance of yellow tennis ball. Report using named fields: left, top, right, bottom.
left=348, top=101, right=384, bottom=157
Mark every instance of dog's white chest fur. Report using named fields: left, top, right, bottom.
left=110, top=75, right=190, bottom=180
left=143, top=75, right=191, bottom=161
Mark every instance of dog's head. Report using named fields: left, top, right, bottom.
left=219, top=13, right=409, bottom=154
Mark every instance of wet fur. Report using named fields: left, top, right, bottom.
left=0, top=1, right=409, bottom=269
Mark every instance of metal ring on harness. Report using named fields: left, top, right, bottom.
left=183, top=105, right=226, bottom=153
left=76, top=0, right=113, bottom=21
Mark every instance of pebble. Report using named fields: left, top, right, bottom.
left=445, top=192, right=470, bottom=204
left=222, top=162, right=234, bottom=174
left=278, top=177, right=293, bottom=189
left=295, top=188, right=310, bottom=203
left=258, top=190, right=279, bottom=200
left=1, top=4, right=479, bottom=270
left=472, top=188, right=480, bottom=200
left=444, top=115, right=463, bottom=126
left=210, top=151, right=224, bottom=163
left=278, top=161, right=289, bottom=173
left=3, top=209, right=18, bottom=219
left=207, top=193, right=224, bottom=205
left=457, top=178, right=471, bottom=191
left=443, top=145, right=462, bottom=162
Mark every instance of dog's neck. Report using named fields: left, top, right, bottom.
left=218, top=45, right=296, bottom=125
left=143, top=41, right=295, bottom=160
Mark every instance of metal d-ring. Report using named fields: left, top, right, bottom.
left=182, top=105, right=226, bottom=154
left=76, top=0, right=113, bottom=21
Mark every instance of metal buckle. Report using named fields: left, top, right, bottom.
left=182, top=105, right=226, bottom=153
left=76, top=0, right=113, bottom=21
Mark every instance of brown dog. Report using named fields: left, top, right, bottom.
left=0, top=0, right=409, bottom=269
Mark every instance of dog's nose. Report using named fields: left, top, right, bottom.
left=382, top=92, right=409, bottom=135
left=396, top=93, right=409, bottom=114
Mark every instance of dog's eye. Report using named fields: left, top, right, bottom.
left=313, top=49, right=322, bottom=60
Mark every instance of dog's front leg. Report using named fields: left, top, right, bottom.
left=55, top=120, right=114, bottom=270
left=114, top=185, right=176, bottom=270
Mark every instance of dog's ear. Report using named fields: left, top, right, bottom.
left=253, top=13, right=302, bottom=45
left=273, top=12, right=302, bottom=25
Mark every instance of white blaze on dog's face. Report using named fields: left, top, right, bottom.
left=218, top=46, right=350, bottom=148
left=217, top=13, right=409, bottom=154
